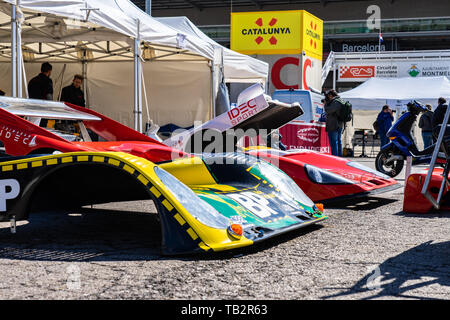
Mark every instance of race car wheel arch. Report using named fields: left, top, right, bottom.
left=0, top=153, right=209, bottom=255
left=29, top=163, right=206, bottom=254
left=23, top=163, right=152, bottom=217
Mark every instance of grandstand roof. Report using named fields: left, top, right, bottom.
left=132, top=0, right=373, bottom=11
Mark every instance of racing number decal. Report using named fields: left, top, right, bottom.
left=228, top=192, right=279, bottom=219
left=0, top=179, right=20, bottom=212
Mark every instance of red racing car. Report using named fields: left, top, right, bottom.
left=244, top=147, right=400, bottom=202
left=0, top=97, right=184, bottom=164
left=162, top=85, right=400, bottom=203
left=0, top=92, right=399, bottom=203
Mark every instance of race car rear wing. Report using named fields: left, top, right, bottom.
left=0, top=107, right=70, bottom=155
left=163, top=84, right=304, bottom=152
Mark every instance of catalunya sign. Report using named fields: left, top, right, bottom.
left=231, top=10, right=323, bottom=60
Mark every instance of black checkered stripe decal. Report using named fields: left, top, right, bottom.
left=0, top=153, right=209, bottom=251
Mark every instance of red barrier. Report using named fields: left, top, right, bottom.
left=279, top=121, right=330, bottom=154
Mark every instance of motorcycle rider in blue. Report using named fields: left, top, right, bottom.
left=375, top=100, right=438, bottom=178
left=376, top=105, right=394, bottom=147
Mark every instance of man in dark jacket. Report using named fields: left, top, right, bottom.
left=28, top=62, right=53, bottom=100
left=376, top=105, right=394, bottom=147
left=431, top=97, right=449, bottom=140
left=60, top=74, right=85, bottom=107
left=324, top=90, right=344, bottom=157
left=418, top=104, right=434, bottom=148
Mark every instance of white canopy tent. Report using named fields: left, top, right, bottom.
left=340, top=76, right=450, bottom=111
left=0, top=0, right=268, bottom=131
left=156, top=16, right=268, bottom=84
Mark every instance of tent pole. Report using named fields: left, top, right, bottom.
left=210, top=61, right=216, bottom=119
left=11, top=4, right=17, bottom=97
left=134, top=20, right=143, bottom=133
left=134, top=41, right=138, bottom=131
left=82, top=60, right=89, bottom=108
left=16, top=2, right=22, bottom=98
left=22, top=53, right=28, bottom=98
left=332, top=63, right=336, bottom=90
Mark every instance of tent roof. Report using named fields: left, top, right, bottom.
left=0, top=1, right=268, bottom=82
left=0, top=0, right=215, bottom=62
left=341, top=76, right=450, bottom=100
left=340, top=76, right=450, bottom=110
left=156, top=16, right=268, bottom=83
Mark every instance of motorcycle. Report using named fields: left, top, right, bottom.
left=375, top=100, right=438, bottom=177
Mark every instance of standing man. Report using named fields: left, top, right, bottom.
left=431, top=97, right=448, bottom=140
left=376, top=105, right=394, bottom=147
left=324, top=89, right=344, bottom=157
left=28, top=62, right=53, bottom=100
left=60, top=74, right=85, bottom=107
left=418, top=104, right=434, bottom=148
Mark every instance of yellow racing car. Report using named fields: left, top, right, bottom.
left=0, top=151, right=327, bottom=254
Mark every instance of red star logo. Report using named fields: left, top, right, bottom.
left=252, top=17, right=279, bottom=46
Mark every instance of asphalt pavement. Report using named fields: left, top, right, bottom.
left=0, top=157, right=448, bottom=300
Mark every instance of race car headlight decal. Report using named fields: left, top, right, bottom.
left=227, top=223, right=243, bottom=239
left=346, top=161, right=391, bottom=180
left=154, top=166, right=229, bottom=229
left=257, top=160, right=314, bottom=208
left=304, top=164, right=354, bottom=185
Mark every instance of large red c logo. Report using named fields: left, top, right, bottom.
left=271, top=57, right=300, bottom=90
left=302, top=58, right=312, bottom=91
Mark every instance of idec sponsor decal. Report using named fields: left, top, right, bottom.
left=297, top=127, right=320, bottom=143
left=0, top=125, right=34, bottom=146
left=339, top=65, right=375, bottom=79
left=227, top=98, right=264, bottom=126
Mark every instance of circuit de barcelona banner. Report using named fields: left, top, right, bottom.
left=338, top=60, right=450, bottom=82
left=230, top=10, right=323, bottom=60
